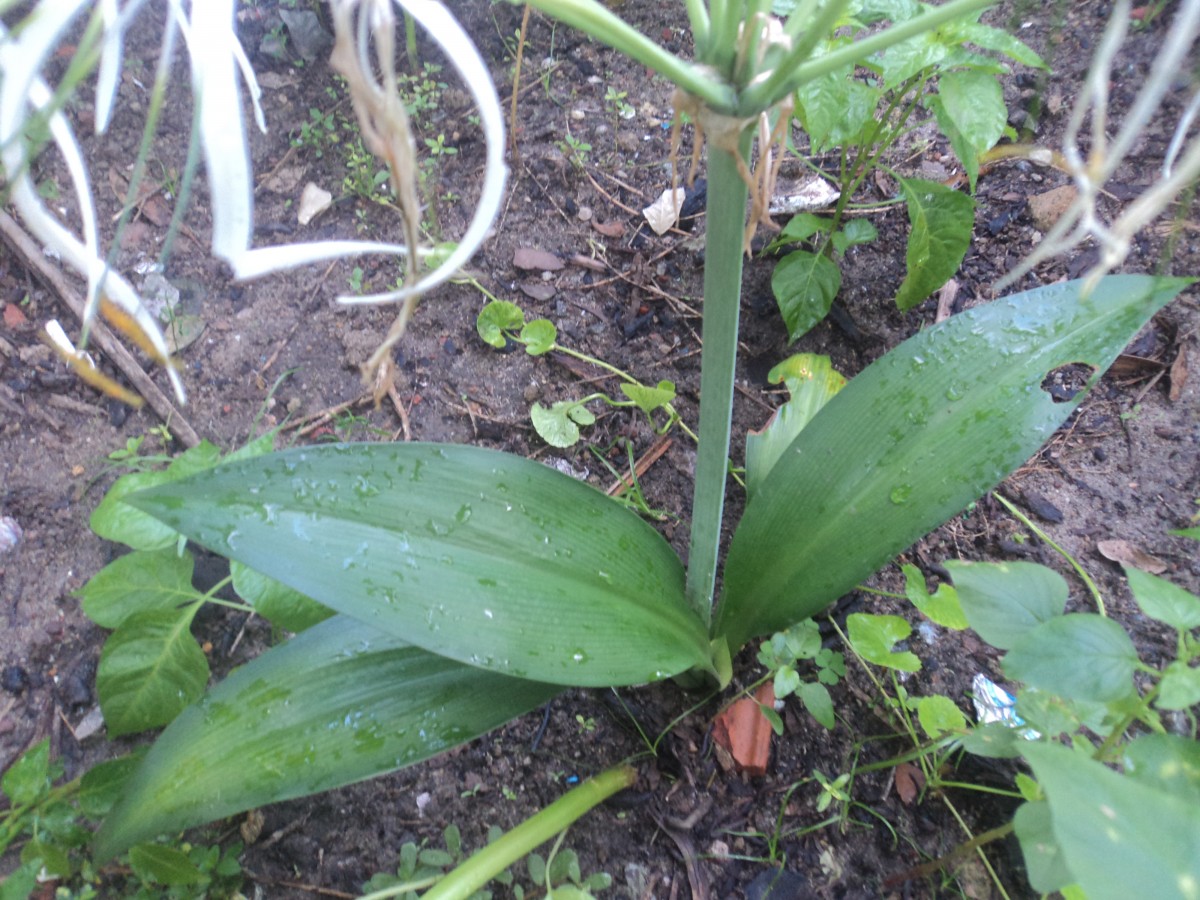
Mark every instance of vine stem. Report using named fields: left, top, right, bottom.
left=420, top=764, right=637, bottom=900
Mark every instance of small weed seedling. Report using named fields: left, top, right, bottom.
left=476, top=299, right=693, bottom=448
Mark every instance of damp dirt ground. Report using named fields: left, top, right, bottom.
left=2, top=2, right=1199, bottom=898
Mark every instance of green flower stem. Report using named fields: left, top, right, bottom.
left=684, top=0, right=711, bottom=58
left=741, top=0, right=995, bottom=111
left=685, top=134, right=752, bottom=627
left=422, top=764, right=637, bottom=900
left=516, top=0, right=733, bottom=110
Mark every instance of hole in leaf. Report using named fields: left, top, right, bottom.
left=1040, top=362, right=1096, bottom=403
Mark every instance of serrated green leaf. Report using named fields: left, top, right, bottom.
left=531, top=401, right=585, bottom=447
left=129, top=843, right=206, bottom=886
left=771, top=250, right=841, bottom=341
left=230, top=560, right=332, bottom=632
left=902, top=563, right=967, bottom=629
left=1125, top=566, right=1200, bottom=631
left=521, top=319, right=557, bottom=355
left=716, top=277, right=1193, bottom=651
left=477, top=301, right=525, bottom=347
left=746, top=354, right=846, bottom=498
left=1003, top=614, right=1137, bottom=704
left=2, top=738, right=50, bottom=806
left=915, top=694, right=966, bottom=738
left=619, top=380, right=675, bottom=415
left=894, top=177, right=974, bottom=311
left=96, top=605, right=209, bottom=736
left=1022, top=741, right=1200, bottom=900
left=798, top=681, right=835, bottom=729
left=78, top=548, right=197, bottom=629
left=125, top=443, right=710, bottom=687
left=947, top=560, right=1067, bottom=649
left=847, top=614, right=920, bottom=672
left=94, top=616, right=560, bottom=861
left=1013, top=800, right=1074, bottom=894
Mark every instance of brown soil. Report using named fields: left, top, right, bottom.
left=2, top=2, right=1198, bottom=898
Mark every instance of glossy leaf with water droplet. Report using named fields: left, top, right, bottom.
left=126, top=443, right=710, bottom=686
left=94, top=614, right=560, bottom=861
left=715, top=275, right=1192, bottom=650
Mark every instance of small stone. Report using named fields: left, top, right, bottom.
left=1, top=665, right=29, bottom=694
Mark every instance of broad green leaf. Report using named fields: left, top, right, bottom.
left=96, top=605, right=209, bottom=736
left=957, top=722, right=1021, bottom=758
left=746, top=354, right=846, bottom=497
left=90, top=441, right=228, bottom=550
left=521, top=319, right=557, bottom=355
left=1013, top=800, right=1074, bottom=894
left=946, top=21, right=1047, bottom=69
left=2, top=738, right=50, bottom=806
left=129, top=844, right=206, bottom=886
left=1157, top=660, right=1200, bottom=711
left=477, top=300, right=525, bottom=347
left=876, top=30, right=947, bottom=88
left=771, top=249, right=842, bottom=341
left=1125, top=566, right=1200, bottom=631
left=1022, top=741, right=1200, bottom=900
left=947, top=560, right=1067, bottom=649
left=769, top=212, right=833, bottom=252
left=831, top=218, right=878, bottom=253
left=1123, top=734, right=1200, bottom=806
left=620, top=380, right=675, bottom=415
left=126, top=443, right=710, bottom=687
left=94, top=615, right=560, bottom=860
left=1003, top=614, right=1138, bottom=704
left=531, top=400, right=590, bottom=447
left=230, top=560, right=332, bottom=632
left=858, top=0, right=920, bottom=22
left=77, top=754, right=141, bottom=819
left=0, top=861, right=39, bottom=900
left=715, top=275, right=1191, bottom=650
left=902, top=563, right=967, bottom=629
left=794, top=69, right=880, bottom=152
left=77, top=548, right=197, bottom=629
left=91, top=469, right=185, bottom=551
left=847, top=613, right=920, bottom=671
left=773, top=665, right=801, bottom=698
left=914, top=694, right=966, bottom=738
left=798, top=681, right=835, bottom=729
left=894, top=177, right=974, bottom=311
left=931, top=70, right=1006, bottom=191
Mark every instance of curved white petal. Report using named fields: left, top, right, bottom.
left=335, top=0, right=507, bottom=306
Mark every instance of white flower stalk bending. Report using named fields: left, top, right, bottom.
left=997, top=0, right=1200, bottom=291
left=0, top=3, right=186, bottom=401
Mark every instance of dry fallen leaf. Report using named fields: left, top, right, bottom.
left=591, top=219, right=625, bottom=238
left=513, top=247, right=564, bottom=271
left=1169, top=344, right=1190, bottom=403
left=711, top=683, right=774, bottom=776
left=3, top=303, right=28, bottom=329
left=894, top=762, right=925, bottom=805
left=1097, top=539, right=1168, bottom=574
left=519, top=282, right=556, bottom=301
left=297, top=182, right=333, bottom=225
left=642, top=187, right=685, bottom=235
left=1028, top=184, right=1078, bottom=232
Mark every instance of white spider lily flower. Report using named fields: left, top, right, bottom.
left=0, top=3, right=186, bottom=401
left=187, top=0, right=505, bottom=304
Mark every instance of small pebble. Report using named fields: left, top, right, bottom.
left=1, top=665, right=29, bottom=694
left=0, top=516, right=21, bottom=554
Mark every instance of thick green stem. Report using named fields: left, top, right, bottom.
left=515, top=0, right=732, bottom=110
left=685, top=135, right=751, bottom=627
left=421, top=764, right=637, bottom=900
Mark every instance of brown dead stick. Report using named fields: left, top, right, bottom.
left=0, top=210, right=200, bottom=447
left=607, top=434, right=673, bottom=497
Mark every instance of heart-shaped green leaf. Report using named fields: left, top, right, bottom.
left=93, top=615, right=560, bottom=861
left=715, top=276, right=1192, bottom=651
left=127, top=443, right=710, bottom=686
